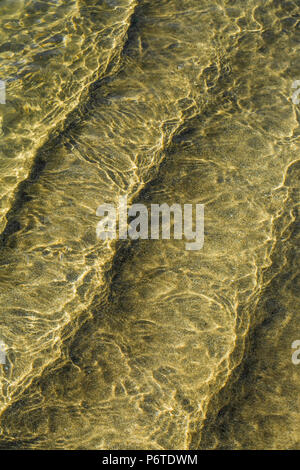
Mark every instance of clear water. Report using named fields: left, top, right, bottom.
left=0, top=0, right=299, bottom=449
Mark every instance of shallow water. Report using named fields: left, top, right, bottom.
left=0, top=0, right=299, bottom=449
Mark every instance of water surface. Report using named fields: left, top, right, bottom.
left=0, top=0, right=299, bottom=449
